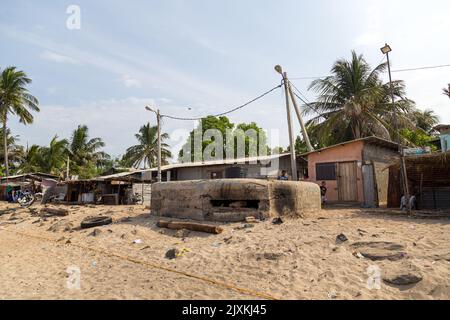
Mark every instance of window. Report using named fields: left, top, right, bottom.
left=316, top=162, right=336, bottom=180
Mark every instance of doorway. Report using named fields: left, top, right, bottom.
left=337, top=162, right=358, bottom=202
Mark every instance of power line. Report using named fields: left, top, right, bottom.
left=161, top=84, right=283, bottom=121
left=290, top=63, right=450, bottom=80
left=391, top=64, right=450, bottom=73
left=288, top=80, right=322, bottom=117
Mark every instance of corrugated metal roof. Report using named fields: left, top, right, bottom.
left=300, top=136, right=399, bottom=156
left=141, top=153, right=292, bottom=172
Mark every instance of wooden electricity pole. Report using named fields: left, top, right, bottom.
left=275, top=65, right=298, bottom=181
left=287, top=81, right=314, bottom=152
left=145, top=106, right=162, bottom=183
left=66, top=156, right=70, bottom=180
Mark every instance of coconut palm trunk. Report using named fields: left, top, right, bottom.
left=3, top=116, right=8, bottom=178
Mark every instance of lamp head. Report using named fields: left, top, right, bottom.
left=380, top=43, right=392, bottom=54
left=274, top=65, right=283, bottom=74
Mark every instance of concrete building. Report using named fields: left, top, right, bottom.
left=302, top=137, right=399, bottom=207
left=434, top=124, right=450, bottom=152
left=141, top=153, right=308, bottom=182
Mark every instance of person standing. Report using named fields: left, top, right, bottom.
left=320, top=181, right=327, bottom=205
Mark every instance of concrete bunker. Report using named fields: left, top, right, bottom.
left=151, top=179, right=321, bottom=221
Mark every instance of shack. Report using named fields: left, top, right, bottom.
left=0, top=173, right=59, bottom=201
left=53, top=171, right=146, bottom=205
left=387, top=151, right=450, bottom=209
left=302, top=137, right=399, bottom=207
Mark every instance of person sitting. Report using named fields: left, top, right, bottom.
left=277, top=170, right=289, bottom=181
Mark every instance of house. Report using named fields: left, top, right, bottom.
left=433, top=124, right=450, bottom=152
left=141, top=153, right=308, bottom=182
left=302, top=137, right=399, bottom=207
left=387, top=151, right=450, bottom=209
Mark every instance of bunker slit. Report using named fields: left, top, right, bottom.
left=210, top=199, right=260, bottom=209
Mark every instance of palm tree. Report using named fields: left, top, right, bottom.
left=0, top=66, right=39, bottom=177
left=17, top=144, right=44, bottom=174
left=0, top=127, right=25, bottom=170
left=123, top=123, right=172, bottom=168
left=68, top=125, right=109, bottom=177
left=410, top=109, right=439, bottom=132
left=304, top=51, right=414, bottom=145
left=443, top=84, right=450, bottom=99
left=40, top=136, right=68, bottom=176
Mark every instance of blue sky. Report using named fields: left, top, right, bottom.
left=1, top=0, right=449, bottom=159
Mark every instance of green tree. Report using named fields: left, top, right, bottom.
left=123, top=123, right=172, bottom=168
left=0, top=66, right=39, bottom=177
left=68, top=125, right=109, bottom=178
left=400, top=128, right=437, bottom=149
left=178, top=116, right=269, bottom=161
left=40, top=136, right=69, bottom=176
left=0, top=127, right=25, bottom=172
left=304, top=51, right=414, bottom=146
left=17, top=144, right=44, bottom=174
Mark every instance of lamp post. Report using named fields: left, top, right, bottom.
left=145, top=106, right=161, bottom=183
left=380, top=44, right=410, bottom=212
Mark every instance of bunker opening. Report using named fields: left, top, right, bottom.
left=210, top=199, right=260, bottom=209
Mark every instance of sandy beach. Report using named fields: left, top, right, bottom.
left=0, top=202, right=449, bottom=300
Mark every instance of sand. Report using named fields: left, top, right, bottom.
left=0, top=202, right=449, bottom=300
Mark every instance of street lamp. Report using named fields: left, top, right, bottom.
left=380, top=43, right=410, bottom=212
left=144, top=105, right=162, bottom=183
left=380, top=43, right=392, bottom=54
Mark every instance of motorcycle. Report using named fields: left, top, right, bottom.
left=17, top=191, right=36, bottom=208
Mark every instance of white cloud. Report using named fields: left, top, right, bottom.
left=120, top=74, right=141, bottom=88
left=40, top=50, right=81, bottom=65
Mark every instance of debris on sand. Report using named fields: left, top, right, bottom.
left=165, top=248, right=180, bottom=259
left=157, top=220, right=223, bottom=234
left=40, top=207, right=69, bottom=217
left=350, top=241, right=407, bottom=261
left=336, top=233, right=348, bottom=244
left=245, top=216, right=258, bottom=223
left=174, top=229, right=190, bottom=238
left=383, top=272, right=423, bottom=286
left=88, top=228, right=102, bottom=237
left=81, top=216, right=112, bottom=229
left=47, top=220, right=73, bottom=232
left=272, top=217, right=283, bottom=225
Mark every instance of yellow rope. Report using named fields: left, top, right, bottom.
left=1, top=228, right=279, bottom=300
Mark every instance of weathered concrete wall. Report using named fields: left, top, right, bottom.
left=151, top=179, right=321, bottom=221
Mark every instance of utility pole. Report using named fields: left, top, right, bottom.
left=156, top=109, right=162, bottom=183
left=381, top=44, right=411, bottom=213
left=66, top=156, right=70, bottom=180
left=275, top=65, right=298, bottom=181
left=287, top=81, right=314, bottom=152
left=145, top=106, right=162, bottom=183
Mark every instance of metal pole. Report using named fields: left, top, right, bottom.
left=386, top=51, right=411, bottom=212
left=287, top=80, right=314, bottom=152
left=156, top=109, right=162, bottom=183
left=281, top=72, right=298, bottom=181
